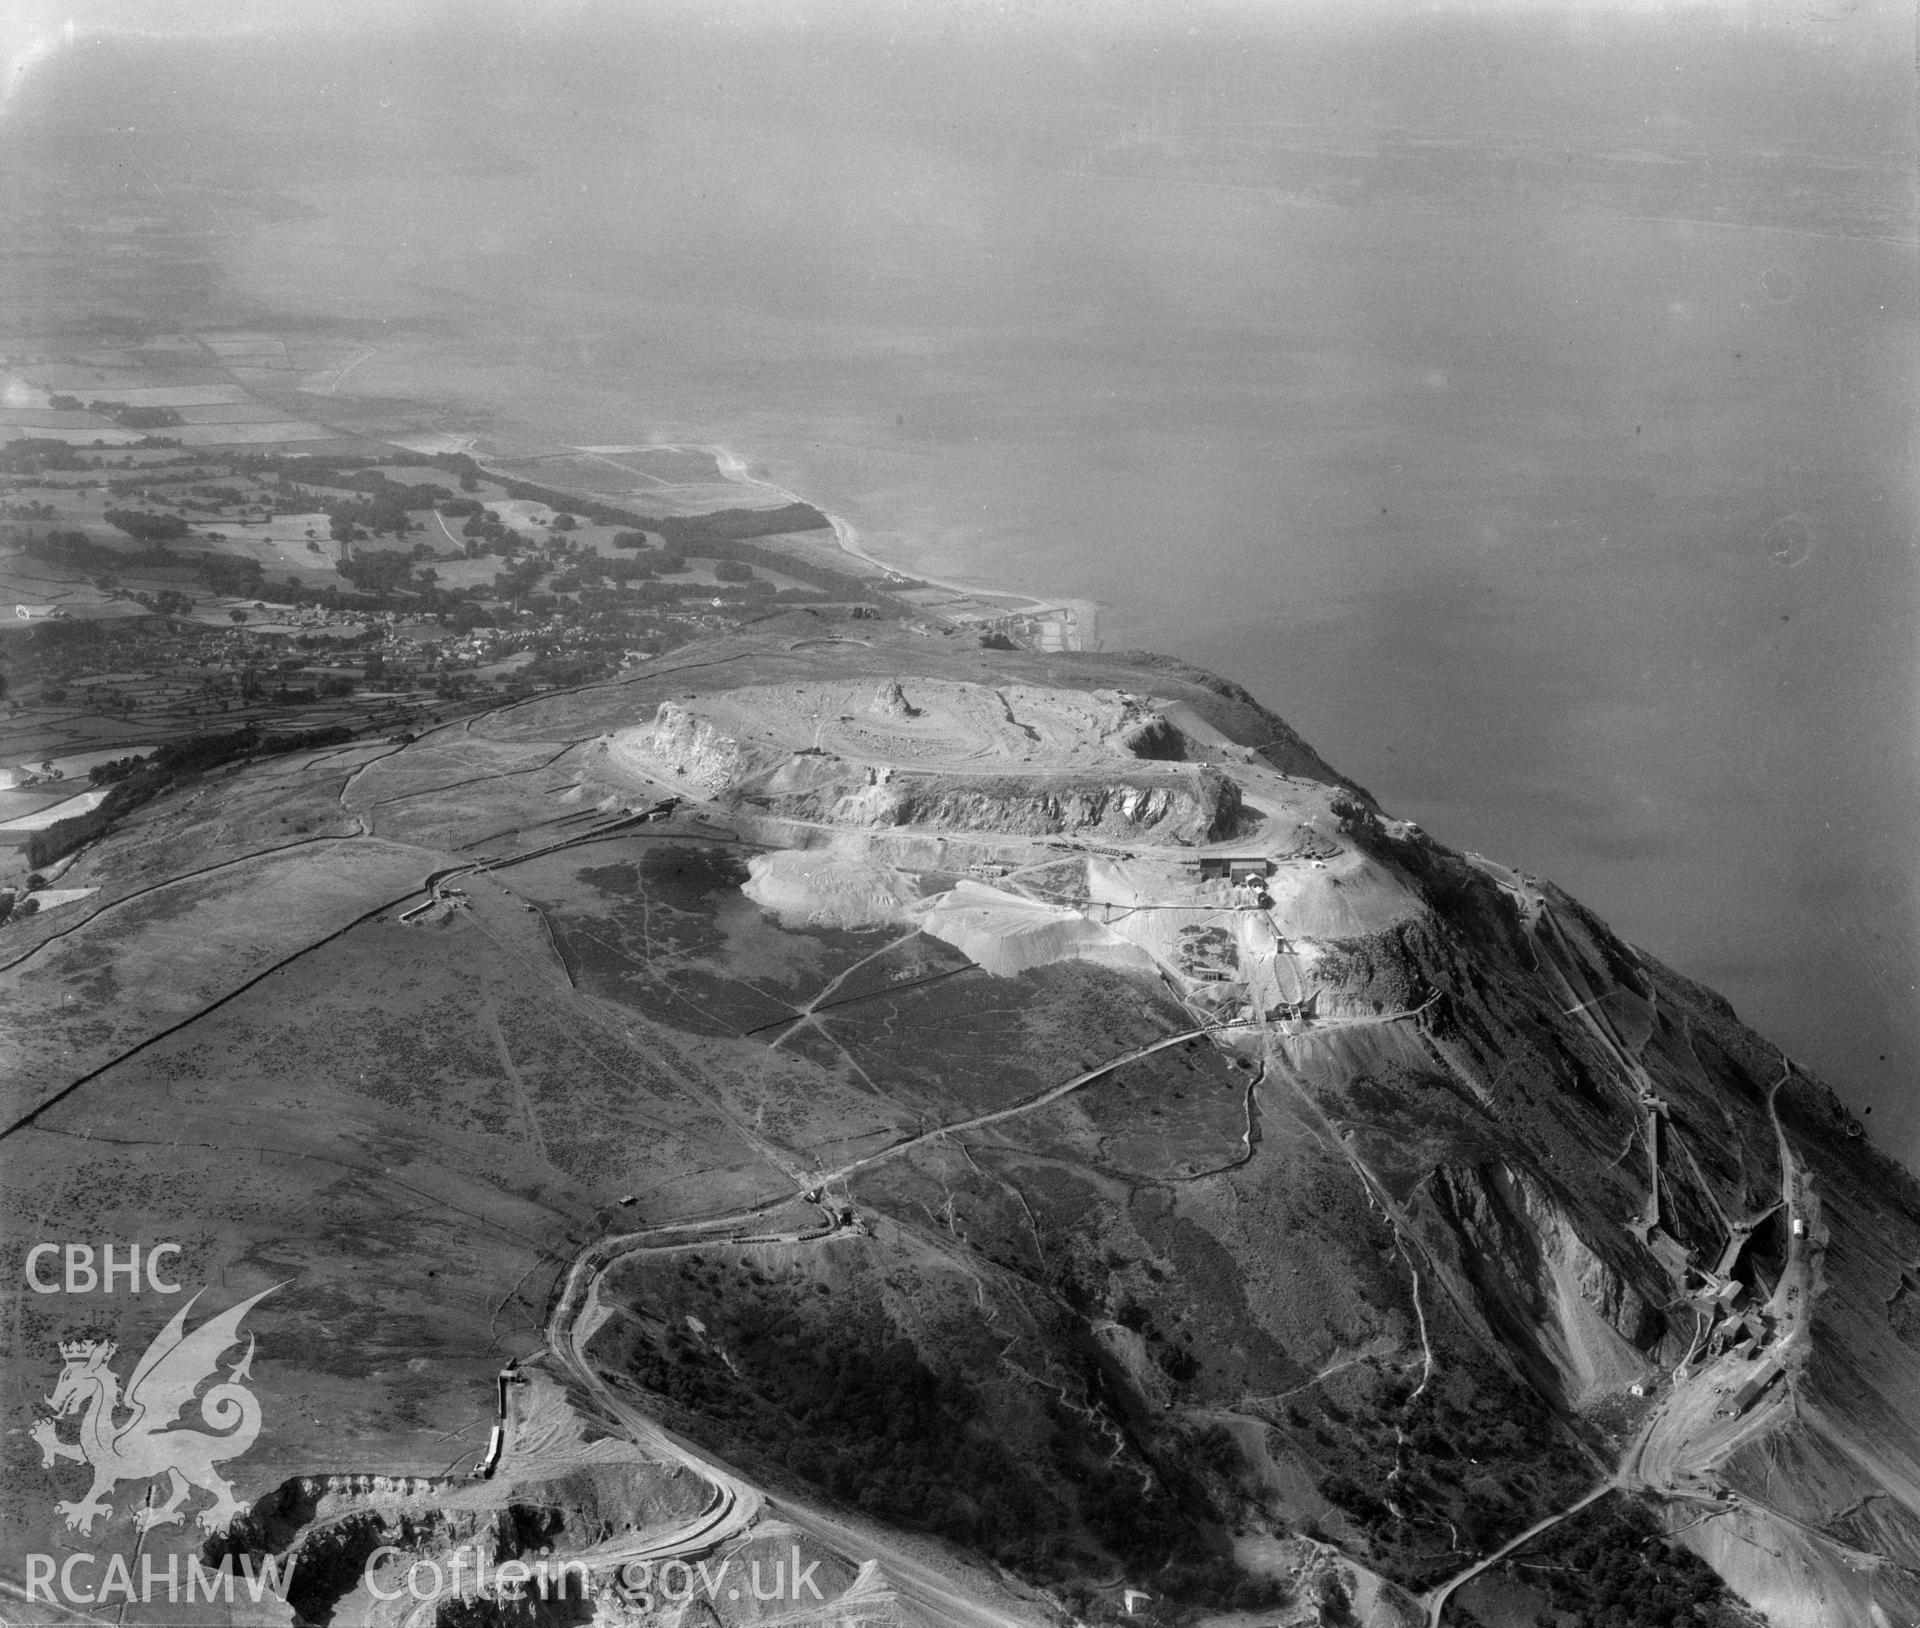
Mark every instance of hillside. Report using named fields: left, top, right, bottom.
left=3, top=616, right=1917, bottom=1628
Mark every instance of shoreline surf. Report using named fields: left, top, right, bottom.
left=697, top=442, right=1100, bottom=651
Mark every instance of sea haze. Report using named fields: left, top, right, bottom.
left=4, top=3, right=1916, bottom=1147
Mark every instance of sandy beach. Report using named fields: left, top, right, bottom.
left=700, top=443, right=1099, bottom=650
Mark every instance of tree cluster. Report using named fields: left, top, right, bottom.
left=89, top=401, right=184, bottom=430
left=26, top=725, right=348, bottom=868
left=198, top=553, right=265, bottom=597
left=1512, top=1498, right=1755, bottom=1628
left=103, top=507, right=191, bottom=544
left=336, top=550, right=425, bottom=595
left=20, top=528, right=151, bottom=569
left=607, top=1263, right=1279, bottom=1611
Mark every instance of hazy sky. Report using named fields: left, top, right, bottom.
left=6, top=0, right=1915, bottom=83
left=7, top=0, right=1911, bottom=171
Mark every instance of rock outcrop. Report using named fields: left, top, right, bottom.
left=872, top=678, right=920, bottom=719
left=606, top=702, right=794, bottom=798
left=611, top=702, right=771, bottom=795
left=769, top=767, right=1244, bottom=844
left=1426, top=1160, right=1661, bottom=1405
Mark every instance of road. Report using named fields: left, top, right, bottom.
left=1764, top=1067, right=1813, bottom=1343
left=1423, top=1479, right=1617, bottom=1628
left=521, top=1176, right=1062, bottom=1628
left=480, top=1013, right=1257, bottom=1620
left=810, top=1023, right=1219, bottom=1187
left=552, top=1275, right=765, bottom=1567
left=503, top=979, right=1445, bottom=1622
left=1416, top=879, right=1827, bottom=1624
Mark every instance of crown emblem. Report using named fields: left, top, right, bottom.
left=35, top=1285, right=279, bottom=1539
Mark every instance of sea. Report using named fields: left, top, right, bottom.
left=7, top=9, right=1918, bottom=1154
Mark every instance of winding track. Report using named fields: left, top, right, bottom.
left=513, top=988, right=1447, bottom=1619
left=1418, top=885, right=1829, bottom=1624
left=6, top=673, right=1705, bottom=1625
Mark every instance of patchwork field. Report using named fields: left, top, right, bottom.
left=1, top=333, right=379, bottom=453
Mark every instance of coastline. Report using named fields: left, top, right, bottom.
left=697, top=442, right=1099, bottom=652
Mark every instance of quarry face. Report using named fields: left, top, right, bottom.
left=7, top=621, right=1920, bottom=1628
left=596, top=673, right=1421, bottom=991
left=611, top=675, right=1183, bottom=782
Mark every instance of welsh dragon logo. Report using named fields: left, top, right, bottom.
left=31, top=1285, right=278, bottom=1536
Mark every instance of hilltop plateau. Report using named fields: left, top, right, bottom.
left=4, top=614, right=1919, bottom=1628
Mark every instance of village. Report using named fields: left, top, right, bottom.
left=0, top=401, right=939, bottom=901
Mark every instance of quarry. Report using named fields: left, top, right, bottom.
left=594, top=673, right=1424, bottom=1012
left=5, top=616, right=1918, bottom=1628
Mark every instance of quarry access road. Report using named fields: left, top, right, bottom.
left=1598, top=1062, right=1820, bottom=1589
left=807, top=1022, right=1223, bottom=1189
left=1408, top=884, right=1810, bottom=1624
left=1532, top=901, right=1657, bottom=1094
left=1426, top=1358, right=1785, bottom=1624
left=1764, top=1067, right=1813, bottom=1342
left=1620, top=1374, right=1756, bottom=1505
left=540, top=1192, right=1048, bottom=1628
left=1628, top=1071, right=1815, bottom=1484
left=534, top=1240, right=773, bottom=1582
left=555, top=1276, right=766, bottom=1566
left=1422, top=1478, right=1618, bottom=1627
left=532, top=1019, right=1262, bottom=1571
left=862, top=994, right=1441, bottom=1203
left=528, top=973, right=1443, bottom=1611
